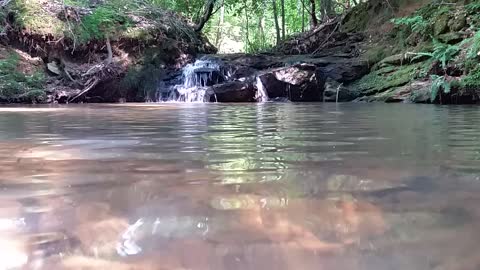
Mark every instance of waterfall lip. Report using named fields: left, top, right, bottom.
left=159, top=57, right=230, bottom=103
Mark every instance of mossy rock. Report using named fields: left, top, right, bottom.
left=438, top=32, right=464, bottom=45
left=380, top=54, right=407, bottom=66
left=351, top=62, right=424, bottom=95
left=379, top=52, right=429, bottom=67
left=433, top=14, right=450, bottom=36
left=363, top=45, right=393, bottom=65
left=449, top=14, right=467, bottom=31
left=341, top=2, right=370, bottom=33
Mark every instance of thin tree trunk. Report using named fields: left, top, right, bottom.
left=320, top=0, right=334, bottom=21
left=215, top=0, right=225, bottom=48
left=244, top=0, right=250, bottom=49
left=258, top=1, right=266, bottom=48
left=308, top=0, right=318, bottom=27
left=194, top=0, right=216, bottom=32
left=106, top=35, right=112, bottom=65
left=272, top=0, right=281, bottom=45
left=281, top=0, right=285, bottom=40
left=301, top=0, right=305, bottom=32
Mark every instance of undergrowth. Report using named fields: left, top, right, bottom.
left=0, top=53, right=46, bottom=103
left=72, top=2, right=133, bottom=43
left=412, top=39, right=460, bottom=70
left=391, top=16, right=429, bottom=36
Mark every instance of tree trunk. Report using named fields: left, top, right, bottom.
left=308, top=0, right=318, bottom=27
left=215, top=0, right=225, bottom=48
left=258, top=0, right=266, bottom=48
left=281, top=0, right=285, bottom=40
left=272, top=0, right=281, bottom=45
left=244, top=0, right=250, bottom=49
left=105, top=35, right=112, bottom=65
left=194, top=0, right=216, bottom=32
left=320, top=0, right=334, bottom=21
left=301, top=0, right=305, bottom=32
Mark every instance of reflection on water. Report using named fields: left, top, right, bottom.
left=1, top=103, right=480, bottom=269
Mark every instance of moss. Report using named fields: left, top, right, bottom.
left=461, top=65, right=480, bottom=89
left=390, top=2, right=455, bottom=45
left=438, top=32, right=463, bottom=44
left=120, top=49, right=170, bottom=101
left=71, top=4, right=133, bottom=43
left=433, top=13, right=450, bottom=36
left=364, top=45, right=392, bottom=65
left=351, top=62, right=424, bottom=95
left=13, top=0, right=65, bottom=35
left=341, top=2, right=370, bottom=33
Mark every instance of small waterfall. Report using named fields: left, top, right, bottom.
left=255, top=76, right=269, bottom=102
left=160, top=58, right=229, bottom=102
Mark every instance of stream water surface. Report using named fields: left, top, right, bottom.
left=1, top=103, right=480, bottom=270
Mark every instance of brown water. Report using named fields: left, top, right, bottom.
left=1, top=103, right=480, bottom=270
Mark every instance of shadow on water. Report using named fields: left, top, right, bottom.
left=0, top=103, right=480, bottom=269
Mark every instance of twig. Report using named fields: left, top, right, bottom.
left=64, top=68, right=77, bottom=83
left=311, top=20, right=341, bottom=55
left=68, top=78, right=99, bottom=102
left=336, top=83, right=343, bottom=103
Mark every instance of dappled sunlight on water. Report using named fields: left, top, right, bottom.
left=1, top=103, right=480, bottom=269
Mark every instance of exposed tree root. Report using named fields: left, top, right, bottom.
left=68, top=78, right=99, bottom=102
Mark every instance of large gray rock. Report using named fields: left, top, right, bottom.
left=211, top=79, right=256, bottom=102
left=317, top=59, right=369, bottom=82
left=257, top=64, right=326, bottom=102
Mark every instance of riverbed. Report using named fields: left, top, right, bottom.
left=0, top=103, right=479, bottom=270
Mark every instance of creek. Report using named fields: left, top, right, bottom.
left=0, top=103, right=479, bottom=269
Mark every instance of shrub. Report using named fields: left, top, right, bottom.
left=0, top=52, right=46, bottom=103
left=391, top=16, right=429, bottom=35
left=412, top=39, right=460, bottom=70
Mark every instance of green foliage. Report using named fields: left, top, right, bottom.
left=0, top=52, right=46, bottom=103
left=74, top=3, right=133, bottom=42
left=467, top=31, right=480, bottom=59
left=461, top=65, right=480, bottom=89
left=413, top=39, right=460, bottom=70
left=13, top=0, right=65, bottom=35
left=391, top=16, right=429, bottom=35
left=465, top=2, right=480, bottom=14
left=353, top=63, right=423, bottom=95
left=64, top=0, right=90, bottom=7
left=430, top=74, right=450, bottom=101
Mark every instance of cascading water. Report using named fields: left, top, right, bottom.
left=255, top=76, right=269, bottom=102
left=160, top=58, right=231, bottom=102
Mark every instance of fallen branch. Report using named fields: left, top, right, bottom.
left=68, top=78, right=99, bottom=102
left=311, top=20, right=341, bottom=55
left=303, top=16, right=339, bottom=40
